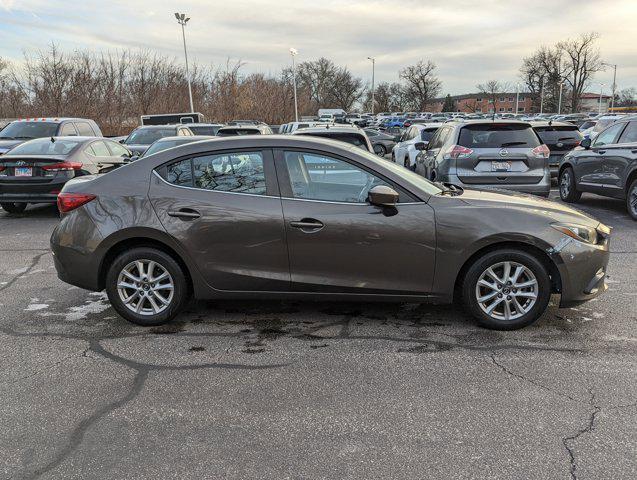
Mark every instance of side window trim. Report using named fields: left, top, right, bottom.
left=273, top=148, right=416, bottom=203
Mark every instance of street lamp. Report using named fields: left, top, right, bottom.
left=174, top=12, right=194, bottom=113
left=290, top=48, right=299, bottom=122
left=515, top=83, right=520, bottom=114
left=367, top=57, right=375, bottom=115
left=602, top=62, right=618, bottom=111
left=539, top=77, right=544, bottom=114
left=598, top=83, right=606, bottom=115
left=558, top=82, right=564, bottom=115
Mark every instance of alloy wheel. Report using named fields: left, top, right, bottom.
left=475, top=261, right=538, bottom=321
left=117, top=259, right=174, bottom=316
left=560, top=170, right=571, bottom=197
left=629, top=184, right=637, bottom=217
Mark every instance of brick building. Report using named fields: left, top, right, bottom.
left=428, top=93, right=536, bottom=114
left=579, top=92, right=612, bottom=113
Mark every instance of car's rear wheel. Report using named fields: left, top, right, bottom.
left=559, top=167, right=581, bottom=203
left=0, top=202, right=27, bottom=214
left=105, top=247, right=189, bottom=326
left=461, top=249, right=551, bottom=330
left=373, top=144, right=386, bottom=156
left=627, top=178, right=637, bottom=220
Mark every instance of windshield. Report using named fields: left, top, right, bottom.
left=5, top=137, right=82, bottom=156
left=143, top=138, right=196, bottom=157
left=188, top=125, right=221, bottom=135
left=125, top=128, right=176, bottom=145
left=458, top=124, right=540, bottom=148
left=534, top=126, right=582, bottom=144
left=354, top=147, right=443, bottom=196
left=0, top=122, right=58, bottom=140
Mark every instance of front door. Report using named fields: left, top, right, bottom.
left=577, top=122, right=626, bottom=192
left=150, top=149, right=290, bottom=291
left=275, top=149, right=436, bottom=294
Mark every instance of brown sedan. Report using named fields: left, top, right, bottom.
left=51, top=135, right=610, bottom=330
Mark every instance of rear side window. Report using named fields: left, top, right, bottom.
left=420, top=129, right=437, bottom=142
left=88, top=141, right=111, bottom=157
left=618, top=122, right=637, bottom=144
left=59, top=123, right=78, bottom=136
left=163, top=152, right=266, bottom=195
left=458, top=124, right=540, bottom=148
left=75, top=122, right=94, bottom=136
left=534, top=126, right=582, bottom=144
left=593, top=123, right=625, bottom=147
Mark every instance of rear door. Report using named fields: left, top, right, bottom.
left=275, top=148, right=436, bottom=294
left=150, top=148, right=290, bottom=291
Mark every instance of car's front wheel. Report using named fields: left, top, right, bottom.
left=105, top=247, right=189, bottom=326
left=627, top=178, right=637, bottom=221
left=462, top=249, right=551, bottom=330
left=0, top=202, right=27, bottom=214
left=373, top=144, right=386, bottom=156
left=559, top=167, right=581, bottom=203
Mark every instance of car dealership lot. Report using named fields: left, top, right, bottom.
left=0, top=191, right=635, bottom=479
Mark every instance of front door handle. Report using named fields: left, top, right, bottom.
left=290, top=218, right=324, bottom=231
left=597, top=150, right=606, bottom=154
left=167, top=208, right=201, bottom=220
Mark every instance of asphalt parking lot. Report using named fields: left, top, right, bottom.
left=0, top=188, right=635, bottom=479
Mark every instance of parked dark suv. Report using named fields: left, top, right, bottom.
left=559, top=117, right=637, bottom=219
left=0, top=118, right=102, bottom=155
left=416, top=120, right=551, bottom=197
left=531, top=122, right=583, bottom=178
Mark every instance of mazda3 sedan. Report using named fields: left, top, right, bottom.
left=51, top=136, right=610, bottom=330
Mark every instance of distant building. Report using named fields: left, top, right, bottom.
left=428, top=93, right=535, bottom=114
left=579, top=92, right=612, bottom=113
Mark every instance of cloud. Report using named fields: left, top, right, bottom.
left=0, top=0, right=635, bottom=94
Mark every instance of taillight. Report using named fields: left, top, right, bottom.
left=443, top=145, right=474, bottom=160
left=531, top=144, right=550, bottom=159
left=42, top=162, right=83, bottom=172
left=57, top=193, right=96, bottom=213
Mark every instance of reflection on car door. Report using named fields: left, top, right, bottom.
left=150, top=149, right=290, bottom=291
left=275, top=149, right=436, bottom=294
left=577, top=122, right=625, bottom=192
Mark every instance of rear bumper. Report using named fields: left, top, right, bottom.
left=0, top=193, right=58, bottom=204
left=439, top=171, right=551, bottom=196
left=0, top=178, right=68, bottom=204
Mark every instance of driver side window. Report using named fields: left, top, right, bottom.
left=593, top=123, right=625, bottom=147
left=283, top=151, right=392, bottom=204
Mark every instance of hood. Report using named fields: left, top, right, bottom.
left=456, top=188, right=601, bottom=227
left=0, top=139, right=25, bottom=154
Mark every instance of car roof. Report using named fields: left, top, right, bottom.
left=11, top=117, right=95, bottom=123
left=135, top=124, right=185, bottom=130
left=187, top=123, right=224, bottom=127
left=292, top=125, right=364, bottom=134
left=23, top=135, right=103, bottom=143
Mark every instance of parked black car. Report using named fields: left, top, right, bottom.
left=0, top=136, right=130, bottom=213
left=531, top=122, right=583, bottom=178
left=0, top=118, right=102, bottom=155
left=364, top=129, right=397, bottom=156
left=122, top=125, right=195, bottom=156
left=559, top=117, right=637, bottom=219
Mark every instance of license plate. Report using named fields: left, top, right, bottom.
left=15, top=167, right=32, bottom=177
left=491, top=161, right=511, bottom=172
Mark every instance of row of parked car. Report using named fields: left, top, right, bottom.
left=1, top=113, right=636, bottom=219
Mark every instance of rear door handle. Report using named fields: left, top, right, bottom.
left=167, top=208, right=201, bottom=220
left=597, top=150, right=606, bottom=154
left=290, top=218, right=324, bottom=231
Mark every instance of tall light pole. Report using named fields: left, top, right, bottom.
left=290, top=48, right=299, bottom=122
left=602, top=62, right=617, bottom=111
left=174, top=13, right=194, bottom=113
left=558, top=82, right=564, bottom=115
left=539, top=78, right=544, bottom=114
left=515, top=82, right=520, bottom=114
left=598, top=83, right=606, bottom=115
left=367, top=57, right=375, bottom=114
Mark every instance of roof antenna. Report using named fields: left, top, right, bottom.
left=50, top=137, right=55, bottom=143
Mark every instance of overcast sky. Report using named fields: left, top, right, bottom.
left=1, top=0, right=635, bottom=95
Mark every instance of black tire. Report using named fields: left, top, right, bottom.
left=105, top=247, right=189, bottom=326
left=373, top=144, right=386, bottom=156
left=626, top=178, right=637, bottom=221
left=461, top=249, right=551, bottom=330
left=1, top=202, right=27, bottom=214
left=559, top=167, right=581, bottom=203
left=391, top=152, right=396, bottom=163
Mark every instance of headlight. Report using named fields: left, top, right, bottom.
left=551, top=223, right=600, bottom=245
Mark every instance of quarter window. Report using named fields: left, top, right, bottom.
left=284, top=151, right=391, bottom=203
left=166, top=159, right=193, bottom=186
left=88, top=141, right=111, bottom=157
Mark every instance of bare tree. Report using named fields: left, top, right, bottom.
left=399, top=60, right=442, bottom=111
left=476, top=80, right=509, bottom=113
left=557, top=32, right=603, bottom=112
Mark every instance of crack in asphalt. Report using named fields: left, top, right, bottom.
left=0, top=252, right=49, bottom=293
left=562, top=388, right=601, bottom=480
left=0, top=327, right=290, bottom=480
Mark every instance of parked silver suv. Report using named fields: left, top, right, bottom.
left=415, top=120, right=551, bottom=197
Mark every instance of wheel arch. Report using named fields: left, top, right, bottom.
left=624, top=166, right=637, bottom=193
left=452, top=240, right=563, bottom=300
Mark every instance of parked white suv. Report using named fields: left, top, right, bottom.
left=391, top=124, right=441, bottom=169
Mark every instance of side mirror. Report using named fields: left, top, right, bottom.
left=119, top=139, right=125, bottom=144
left=129, top=155, right=139, bottom=161
left=414, top=141, right=427, bottom=151
left=580, top=138, right=592, bottom=149
left=368, top=185, right=399, bottom=207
